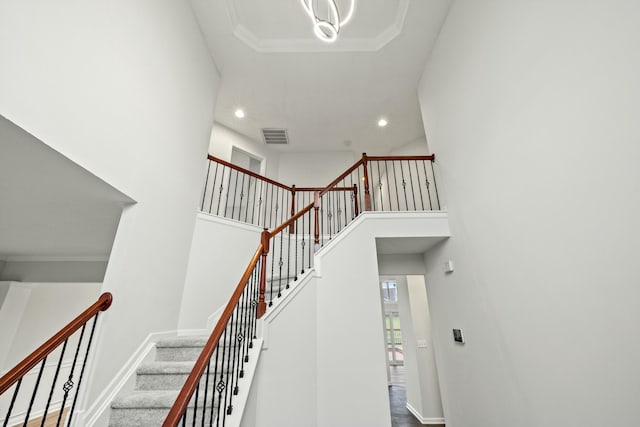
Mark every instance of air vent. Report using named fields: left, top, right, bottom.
left=261, top=128, right=289, bottom=145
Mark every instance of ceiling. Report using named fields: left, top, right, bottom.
left=0, top=116, right=133, bottom=260
left=192, top=0, right=452, bottom=154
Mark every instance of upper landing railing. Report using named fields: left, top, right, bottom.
left=201, top=153, right=440, bottom=236
left=162, top=153, right=439, bottom=426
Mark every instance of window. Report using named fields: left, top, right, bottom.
left=381, top=281, right=397, bottom=303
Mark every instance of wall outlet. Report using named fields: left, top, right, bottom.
left=453, top=328, right=464, bottom=344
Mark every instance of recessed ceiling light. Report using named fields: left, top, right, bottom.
left=378, top=118, right=388, bottom=127
left=235, top=109, right=245, bottom=119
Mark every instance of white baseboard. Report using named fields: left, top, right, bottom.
left=406, top=402, right=445, bottom=425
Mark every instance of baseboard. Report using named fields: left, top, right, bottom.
left=406, top=402, right=445, bottom=425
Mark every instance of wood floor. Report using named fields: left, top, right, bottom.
left=388, top=366, right=444, bottom=427
left=11, top=407, right=68, bottom=427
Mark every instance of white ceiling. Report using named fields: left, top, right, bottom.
left=192, top=0, right=452, bottom=154
left=0, top=116, right=133, bottom=259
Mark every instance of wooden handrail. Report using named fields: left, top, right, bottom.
left=295, top=186, right=354, bottom=192
left=318, top=160, right=365, bottom=197
left=365, top=154, right=435, bottom=161
left=207, top=154, right=291, bottom=191
left=269, top=202, right=315, bottom=237
left=162, top=246, right=263, bottom=427
left=0, top=292, right=113, bottom=395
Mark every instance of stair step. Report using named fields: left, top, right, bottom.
left=110, top=390, right=222, bottom=426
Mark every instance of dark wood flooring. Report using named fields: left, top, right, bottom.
left=388, top=366, right=445, bottom=427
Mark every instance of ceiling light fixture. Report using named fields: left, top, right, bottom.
left=234, top=109, right=245, bottom=119
left=378, top=118, right=388, bottom=127
left=301, top=0, right=356, bottom=43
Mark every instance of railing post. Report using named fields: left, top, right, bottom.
left=353, top=184, right=359, bottom=216
left=289, top=185, right=296, bottom=233
left=313, top=191, right=320, bottom=251
left=362, top=153, right=372, bottom=211
left=257, top=229, right=270, bottom=318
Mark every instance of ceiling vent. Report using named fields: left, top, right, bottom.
left=261, top=128, right=289, bottom=145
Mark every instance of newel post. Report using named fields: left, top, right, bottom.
left=257, top=229, right=270, bottom=318
left=362, top=152, right=372, bottom=211
left=289, top=185, right=296, bottom=233
left=313, top=191, right=320, bottom=251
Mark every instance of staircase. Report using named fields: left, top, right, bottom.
left=108, top=280, right=291, bottom=426
left=109, top=336, right=208, bottom=426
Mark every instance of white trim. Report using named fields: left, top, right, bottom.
left=196, top=211, right=265, bottom=234
left=5, top=255, right=109, bottom=263
left=406, top=402, right=445, bottom=425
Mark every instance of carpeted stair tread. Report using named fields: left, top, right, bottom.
left=112, top=390, right=180, bottom=409
left=137, top=361, right=195, bottom=375
left=155, top=336, right=209, bottom=348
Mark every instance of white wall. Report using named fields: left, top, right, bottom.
left=1, top=282, right=102, bottom=369
left=209, top=122, right=280, bottom=179
left=0, top=0, right=219, bottom=412
left=418, top=1, right=640, bottom=426
left=277, top=151, right=356, bottom=188
left=178, top=214, right=264, bottom=330
left=389, top=136, right=431, bottom=156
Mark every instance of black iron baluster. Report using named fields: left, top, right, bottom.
left=368, top=161, right=376, bottom=211
left=422, top=160, right=433, bottom=210
left=68, top=313, right=100, bottom=427
left=210, top=162, right=220, bottom=214
left=320, top=194, right=324, bottom=248
left=40, top=340, right=68, bottom=427
left=375, top=161, right=383, bottom=211
left=294, top=217, right=299, bottom=281
left=399, top=160, right=408, bottom=210
left=230, top=170, right=240, bottom=220
left=251, top=177, right=258, bottom=225
left=229, top=309, right=240, bottom=398
left=224, top=168, right=234, bottom=219
left=391, top=160, right=400, bottom=210
left=327, top=190, right=333, bottom=240
left=414, top=160, right=425, bottom=210
left=356, top=167, right=363, bottom=212
left=192, top=381, right=200, bottom=427
left=308, top=204, right=312, bottom=270
left=209, top=344, right=221, bottom=427
left=384, top=161, right=392, bottom=210
left=24, top=357, right=47, bottom=426
left=215, top=329, right=227, bottom=427
left=300, top=206, right=306, bottom=275
left=349, top=174, right=355, bottom=219
left=278, top=231, right=284, bottom=298
left=430, top=160, right=440, bottom=210
left=268, top=184, right=275, bottom=229
left=286, top=224, right=291, bottom=289
left=200, top=357, right=211, bottom=427
left=216, top=165, right=226, bottom=216
left=223, top=319, right=234, bottom=418
left=55, top=323, right=87, bottom=427
left=201, top=160, right=211, bottom=211
left=269, top=234, right=275, bottom=307
left=4, top=378, right=22, bottom=427
left=239, top=172, right=246, bottom=222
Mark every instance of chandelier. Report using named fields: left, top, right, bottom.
left=301, top=0, right=356, bottom=43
